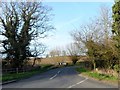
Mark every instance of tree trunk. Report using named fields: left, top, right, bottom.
left=32, top=58, right=36, bottom=67
left=93, top=60, right=96, bottom=71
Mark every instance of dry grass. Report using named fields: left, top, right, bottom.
left=95, top=69, right=118, bottom=77
left=28, top=56, right=72, bottom=65
left=28, top=56, right=88, bottom=65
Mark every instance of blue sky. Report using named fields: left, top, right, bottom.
left=41, top=2, right=114, bottom=54
left=0, top=1, right=114, bottom=57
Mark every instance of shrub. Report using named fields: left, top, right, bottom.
left=114, top=65, right=119, bottom=73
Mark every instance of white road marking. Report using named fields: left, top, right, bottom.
left=49, top=74, right=57, bottom=80
left=68, top=84, right=76, bottom=88
left=49, top=70, right=61, bottom=80
left=68, top=78, right=88, bottom=88
left=57, top=70, right=61, bottom=74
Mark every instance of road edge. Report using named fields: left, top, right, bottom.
left=1, top=66, right=59, bottom=85
left=78, top=73, right=118, bottom=87
left=1, top=80, right=17, bottom=85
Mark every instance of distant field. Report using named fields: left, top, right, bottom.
left=29, top=56, right=72, bottom=65
left=28, top=56, right=88, bottom=65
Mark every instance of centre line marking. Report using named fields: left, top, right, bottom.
left=57, top=70, right=61, bottom=74
left=49, top=70, right=61, bottom=80
left=68, top=78, right=88, bottom=88
left=49, top=74, right=57, bottom=80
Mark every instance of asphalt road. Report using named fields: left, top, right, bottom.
left=2, top=66, right=118, bottom=88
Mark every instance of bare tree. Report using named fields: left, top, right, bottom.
left=71, top=5, right=113, bottom=70
left=72, top=5, right=112, bottom=44
left=61, top=50, right=67, bottom=56
left=31, top=41, right=46, bottom=67
left=49, top=50, right=55, bottom=57
left=49, top=47, right=61, bottom=57
left=67, top=43, right=80, bottom=64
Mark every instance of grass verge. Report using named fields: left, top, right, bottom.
left=76, top=67, right=118, bottom=82
left=2, top=64, right=54, bottom=82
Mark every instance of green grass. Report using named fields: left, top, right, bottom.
left=76, top=67, right=118, bottom=81
left=76, top=67, right=89, bottom=72
left=2, top=64, right=54, bottom=82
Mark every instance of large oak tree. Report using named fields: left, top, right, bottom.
left=0, top=2, right=54, bottom=68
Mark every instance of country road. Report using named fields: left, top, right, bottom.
left=2, top=66, right=118, bottom=88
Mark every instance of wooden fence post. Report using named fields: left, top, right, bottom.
left=23, top=68, right=24, bottom=73
left=6, top=69, right=7, bottom=73
left=16, top=68, right=18, bottom=74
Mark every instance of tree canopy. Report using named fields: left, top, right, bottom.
left=0, top=2, right=54, bottom=68
left=112, top=0, right=120, bottom=49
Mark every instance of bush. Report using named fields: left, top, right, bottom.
left=114, top=65, right=119, bottom=73
left=71, top=56, right=78, bottom=65
left=76, top=67, right=88, bottom=73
